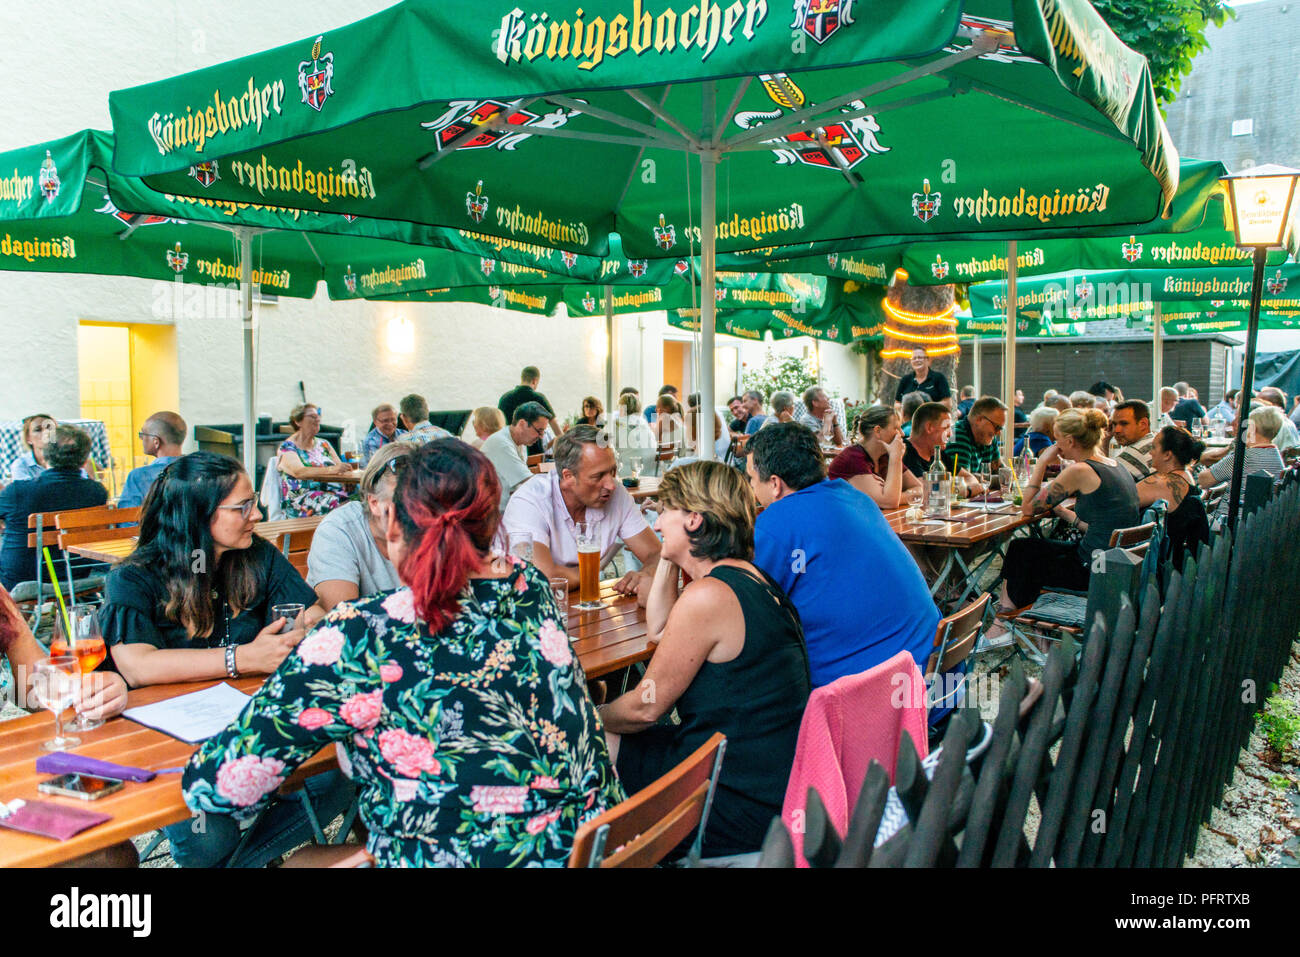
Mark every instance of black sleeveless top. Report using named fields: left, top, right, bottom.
left=1075, top=460, right=1141, bottom=562
left=1161, top=474, right=1210, bottom=572
left=671, top=565, right=811, bottom=855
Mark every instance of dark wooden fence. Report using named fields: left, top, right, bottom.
left=762, top=466, right=1300, bottom=868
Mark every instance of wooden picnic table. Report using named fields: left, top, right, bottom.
left=0, top=677, right=337, bottom=868
left=881, top=502, right=1037, bottom=610
left=569, top=580, right=654, bottom=679
left=66, top=515, right=327, bottom=565
left=0, top=578, right=650, bottom=867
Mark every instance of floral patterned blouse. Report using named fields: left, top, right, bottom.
left=277, top=438, right=349, bottom=517
left=182, top=560, right=625, bottom=867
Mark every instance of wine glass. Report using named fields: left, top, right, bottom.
left=50, top=605, right=108, bottom=732
left=33, top=657, right=80, bottom=751
left=1191, top=418, right=1203, bottom=438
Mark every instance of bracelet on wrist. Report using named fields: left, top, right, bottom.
left=225, top=643, right=240, bottom=678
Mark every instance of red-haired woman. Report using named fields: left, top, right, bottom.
left=180, top=440, right=624, bottom=867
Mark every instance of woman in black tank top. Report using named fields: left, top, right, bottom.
left=598, top=462, right=811, bottom=858
left=1136, top=426, right=1209, bottom=572
left=994, top=408, right=1141, bottom=614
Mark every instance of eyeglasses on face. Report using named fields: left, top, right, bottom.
left=138, top=431, right=159, bottom=440
left=215, top=498, right=259, bottom=520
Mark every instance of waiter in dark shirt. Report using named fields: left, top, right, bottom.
left=498, top=365, right=557, bottom=456
left=894, top=347, right=952, bottom=410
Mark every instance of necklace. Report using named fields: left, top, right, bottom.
left=204, top=588, right=233, bottom=649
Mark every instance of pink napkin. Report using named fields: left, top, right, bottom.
left=0, top=798, right=110, bottom=841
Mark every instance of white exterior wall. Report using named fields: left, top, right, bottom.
left=0, top=0, right=616, bottom=441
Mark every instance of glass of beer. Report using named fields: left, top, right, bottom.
left=574, top=521, right=603, bottom=610
left=50, top=605, right=108, bottom=732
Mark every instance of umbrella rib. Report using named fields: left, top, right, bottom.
left=964, top=81, right=1132, bottom=144
left=720, top=37, right=994, bottom=151
left=546, top=94, right=690, bottom=149
left=478, top=124, right=676, bottom=150
left=613, top=88, right=674, bottom=219
left=300, top=232, right=326, bottom=267
left=416, top=96, right=540, bottom=169
left=713, top=78, right=752, bottom=148
left=625, top=88, right=703, bottom=150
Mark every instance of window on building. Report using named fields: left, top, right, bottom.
left=1231, top=118, right=1254, bottom=137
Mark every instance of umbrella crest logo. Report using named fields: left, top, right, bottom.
left=735, top=74, right=887, bottom=172
left=930, top=255, right=949, bottom=280
left=673, top=260, right=689, bottom=276
left=716, top=286, right=728, bottom=302
left=38, top=151, right=60, bottom=203
left=342, top=213, right=358, bottom=222
left=1066, top=306, right=1083, bottom=320
left=422, top=100, right=585, bottom=152
left=793, top=0, right=855, bottom=45
left=343, top=266, right=357, bottom=294
left=166, top=243, right=189, bottom=274
left=94, top=196, right=176, bottom=228
left=480, top=257, right=496, bottom=277
left=654, top=214, right=676, bottom=251
left=1267, top=271, right=1288, bottom=295
left=1211, top=300, right=1225, bottom=307
left=1121, top=235, right=1143, bottom=263
left=826, top=253, right=839, bottom=270
left=561, top=250, right=578, bottom=268
left=828, top=326, right=839, bottom=340
left=298, top=36, right=335, bottom=112
left=628, top=260, right=647, bottom=278
left=1074, top=279, right=1093, bottom=302
left=911, top=179, right=941, bottom=222
left=582, top=292, right=596, bottom=312
left=189, top=160, right=220, bottom=188
left=466, top=181, right=490, bottom=223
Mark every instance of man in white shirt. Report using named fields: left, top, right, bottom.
left=1155, top=387, right=1178, bottom=430
left=503, top=425, right=661, bottom=604
left=795, top=386, right=845, bottom=445
left=481, top=401, right=552, bottom=509
left=306, top=441, right=413, bottom=611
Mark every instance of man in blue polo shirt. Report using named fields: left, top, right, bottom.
left=117, top=412, right=186, bottom=509
left=746, top=422, right=939, bottom=690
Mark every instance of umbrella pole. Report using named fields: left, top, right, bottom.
left=604, top=284, right=615, bottom=427
left=699, top=148, right=718, bottom=461
left=238, top=227, right=256, bottom=478
left=1152, top=302, right=1163, bottom=404
left=1226, top=247, right=1268, bottom=531
left=1003, top=241, right=1017, bottom=455
left=972, top=337, right=981, bottom=397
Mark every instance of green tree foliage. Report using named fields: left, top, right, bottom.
left=1092, top=0, right=1234, bottom=105
left=741, top=350, right=819, bottom=402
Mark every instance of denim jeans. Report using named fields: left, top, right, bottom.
left=165, top=771, right=355, bottom=868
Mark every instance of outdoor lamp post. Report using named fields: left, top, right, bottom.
left=1220, top=165, right=1300, bottom=530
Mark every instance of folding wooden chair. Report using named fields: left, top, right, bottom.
left=1002, top=516, right=1159, bottom=664
left=925, top=594, right=991, bottom=738
left=526, top=453, right=544, bottom=474
left=568, top=732, right=726, bottom=868
left=266, top=527, right=317, bottom=580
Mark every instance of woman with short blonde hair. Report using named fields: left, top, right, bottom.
left=468, top=406, right=505, bottom=448
left=598, top=460, right=810, bottom=859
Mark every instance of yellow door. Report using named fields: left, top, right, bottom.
left=77, top=322, right=179, bottom=498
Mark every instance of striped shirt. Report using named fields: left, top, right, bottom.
left=1207, top=446, right=1285, bottom=522
left=1114, top=433, right=1155, bottom=481
left=940, top=416, right=1000, bottom=473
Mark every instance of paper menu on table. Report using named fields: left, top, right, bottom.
left=122, top=682, right=252, bottom=744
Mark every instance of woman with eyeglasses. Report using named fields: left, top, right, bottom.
left=9, top=413, right=98, bottom=482
left=99, top=452, right=349, bottom=867
left=276, top=403, right=352, bottom=518
left=182, top=440, right=624, bottom=866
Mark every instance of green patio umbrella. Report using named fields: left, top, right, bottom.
left=108, top=0, right=1179, bottom=457
left=0, top=129, right=625, bottom=473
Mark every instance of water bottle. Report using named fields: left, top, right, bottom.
left=925, top=456, right=951, bottom=519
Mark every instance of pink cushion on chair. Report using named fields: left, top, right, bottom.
left=780, top=650, right=929, bottom=867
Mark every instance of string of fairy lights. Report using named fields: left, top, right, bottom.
left=880, top=269, right=960, bottom=358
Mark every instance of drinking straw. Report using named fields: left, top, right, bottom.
left=951, top=453, right=958, bottom=480
left=42, top=546, right=74, bottom=646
